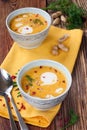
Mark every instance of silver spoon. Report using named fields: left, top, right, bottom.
left=0, top=68, right=29, bottom=130
left=0, top=91, right=17, bottom=130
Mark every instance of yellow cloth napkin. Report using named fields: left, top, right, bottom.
left=0, top=26, right=83, bottom=127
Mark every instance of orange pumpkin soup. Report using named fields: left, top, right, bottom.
left=21, top=66, right=67, bottom=99
left=10, top=13, right=47, bottom=35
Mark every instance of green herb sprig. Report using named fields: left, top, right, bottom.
left=17, top=91, right=21, bottom=97
left=33, top=19, right=44, bottom=25
left=13, top=81, right=17, bottom=87
left=61, top=109, right=79, bottom=130
left=66, top=4, right=84, bottom=29
left=25, top=75, right=34, bottom=86
left=44, top=0, right=86, bottom=29
left=44, top=0, right=71, bottom=12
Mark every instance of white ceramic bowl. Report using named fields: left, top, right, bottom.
left=6, top=7, right=51, bottom=49
left=17, top=59, right=72, bottom=110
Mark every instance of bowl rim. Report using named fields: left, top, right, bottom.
left=6, top=7, right=52, bottom=37
left=17, top=59, right=72, bottom=101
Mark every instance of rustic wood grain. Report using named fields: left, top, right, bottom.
left=72, top=0, right=87, bottom=11
left=0, top=0, right=87, bottom=130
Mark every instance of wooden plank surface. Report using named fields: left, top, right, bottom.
left=0, top=0, right=87, bottom=130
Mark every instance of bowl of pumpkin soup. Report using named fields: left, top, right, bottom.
left=6, top=7, right=51, bottom=49
left=17, top=59, right=72, bottom=110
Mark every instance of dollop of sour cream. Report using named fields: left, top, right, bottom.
left=45, top=94, right=54, bottom=99
left=18, top=25, right=33, bottom=34
left=55, top=88, right=63, bottom=94
left=41, top=72, right=58, bottom=86
left=15, top=23, right=23, bottom=27
left=15, top=18, right=23, bottom=22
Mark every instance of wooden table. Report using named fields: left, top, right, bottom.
left=0, top=0, right=87, bottom=130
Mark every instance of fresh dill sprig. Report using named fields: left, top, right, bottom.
left=61, top=109, right=79, bottom=130
left=25, top=75, right=34, bottom=86
left=17, top=91, right=21, bottom=97
left=13, top=81, right=17, bottom=87
left=26, top=75, right=34, bottom=82
left=43, top=0, right=86, bottom=29
left=33, top=19, right=44, bottom=25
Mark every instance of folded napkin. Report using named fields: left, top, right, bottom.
left=0, top=26, right=83, bottom=127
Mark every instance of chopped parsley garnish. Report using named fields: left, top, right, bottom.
left=25, top=75, right=34, bottom=86
left=33, top=19, right=44, bottom=25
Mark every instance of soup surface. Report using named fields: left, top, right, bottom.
left=10, top=13, right=47, bottom=35
left=21, top=66, right=67, bottom=99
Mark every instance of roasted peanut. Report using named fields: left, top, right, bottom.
left=61, top=15, right=67, bottom=23
left=58, top=34, right=70, bottom=43
left=52, top=45, right=58, bottom=50
left=51, top=49, right=58, bottom=55
left=56, top=11, right=62, bottom=16
left=52, top=18, right=60, bottom=25
left=58, top=43, right=69, bottom=52
left=51, top=12, right=59, bottom=19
